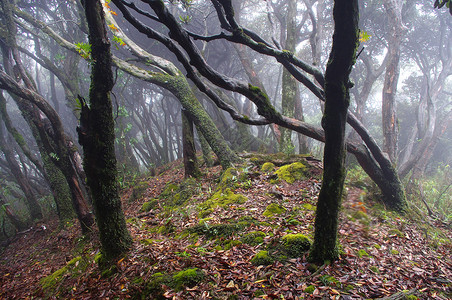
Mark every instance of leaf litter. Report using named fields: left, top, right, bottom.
left=0, top=156, right=450, bottom=299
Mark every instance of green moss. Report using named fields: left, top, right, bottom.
left=369, top=266, right=380, bottom=274
left=241, top=231, right=266, bottom=246
left=302, top=203, right=316, bottom=211
left=223, top=240, right=242, bottom=250
left=40, top=256, right=82, bottom=293
left=186, top=223, right=245, bottom=239
left=281, top=234, right=312, bottom=257
left=251, top=250, right=274, bottom=265
left=357, top=249, right=369, bottom=257
left=261, top=162, right=276, bottom=172
left=140, top=199, right=158, bottom=212
left=200, top=188, right=247, bottom=210
left=319, top=275, right=339, bottom=287
left=274, top=162, right=307, bottom=184
left=172, top=268, right=204, bottom=291
left=304, top=285, right=315, bottom=294
left=143, top=272, right=171, bottom=299
left=388, top=228, right=405, bottom=238
left=287, top=218, right=302, bottom=226
left=391, top=249, right=399, bottom=255
left=161, top=183, right=179, bottom=198
left=263, top=203, right=287, bottom=217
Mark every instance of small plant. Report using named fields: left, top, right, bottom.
left=75, top=42, right=91, bottom=60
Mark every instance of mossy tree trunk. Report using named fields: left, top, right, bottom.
left=0, top=14, right=84, bottom=228
left=79, top=0, right=132, bottom=261
left=309, top=0, right=359, bottom=264
left=182, top=109, right=201, bottom=178
left=0, top=193, right=27, bottom=231
left=0, top=120, right=42, bottom=221
left=279, top=0, right=297, bottom=155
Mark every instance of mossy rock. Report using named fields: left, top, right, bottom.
left=160, top=178, right=200, bottom=207
left=263, top=203, right=287, bottom=217
left=172, top=268, right=204, bottom=291
left=241, top=231, right=266, bottom=246
left=281, top=234, right=312, bottom=257
left=274, top=162, right=307, bottom=184
left=142, top=272, right=171, bottom=299
left=200, top=188, right=247, bottom=210
left=160, top=183, right=179, bottom=198
left=251, top=250, right=274, bottom=266
left=140, top=199, right=158, bottom=212
left=185, top=223, right=245, bottom=239
left=261, top=162, right=276, bottom=172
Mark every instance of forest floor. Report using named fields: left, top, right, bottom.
left=0, top=153, right=451, bottom=299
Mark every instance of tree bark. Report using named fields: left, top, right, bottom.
left=309, top=0, right=359, bottom=263
left=182, top=109, right=201, bottom=178
left=0, top=193, right=27, bottom=232
left=382, top=0, right=404, bottom=162
left=279, top=0, right=297, bottom=154
left=79, top=0, right=132, bottom=261
left=0, top=121, right=42, bottom=221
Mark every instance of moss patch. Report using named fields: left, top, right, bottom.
left=251, top=250, right=274, bottom=266
left=200, top=188, right=247, bottom=211
left=241, top=231, right=266, bottom=246
left=281, top=234, right=312, bottom=257
left=263, top=203, right=287, bottom=217
left=261, top=162, right=276, bottom=172
left=140, top=199, right=158, bottom=212
left=40, top=256, right=86, bottom=294
left=274, top=162, right=307, bottom=184
left=185, top=222, right=245, bottom=239
left=172, top=268, right=204, bottom=291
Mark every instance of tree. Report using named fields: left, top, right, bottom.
left=309, top=0, right=359, bottom=263
left=78, top=0, right=132, bottom=261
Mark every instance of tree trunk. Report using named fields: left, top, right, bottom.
left=79, top=0, right=132, bottom=261
left=0, top=121, right=42, bottom=221
left=309, top=0, right=359, bottom=264
left=182, top=109, right=201, bottom=178
left=279, top=0, right=297, bottom=154
left=382, top=0, right=404, bottom=163
left=0, top=194, right=27, bottom=231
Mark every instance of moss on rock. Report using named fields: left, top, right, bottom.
left=200, top=188, right=247, bottom=211
left=263, top=203, right=287, bottom=217
left=251, top=250, right=274, bottom=265
left=140, top=199, right=158, bottom=212
left=172, top=268, right=204, bottom=291
left=261, top=162, right=276, bottom=172
left=274, top=162, right=307, bottom=184
left=186, top=222, right=244, bottom=239
left=281, top=233, right=312, bottom=257
left=241, top=231, right=266, bottom=246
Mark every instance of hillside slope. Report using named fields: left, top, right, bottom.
left=0, top=154, right=450, bottom=299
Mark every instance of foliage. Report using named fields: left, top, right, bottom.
left=75, top=42, right=91, bottom=60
